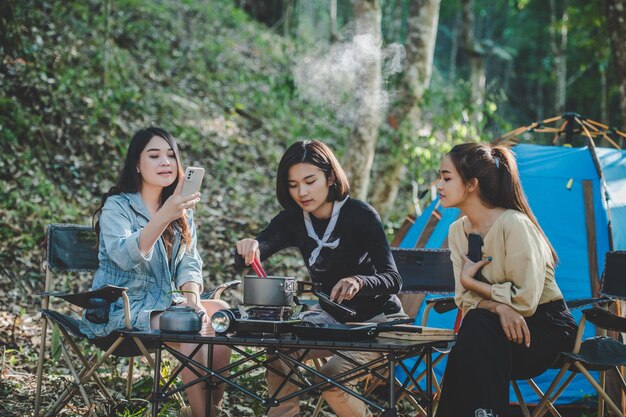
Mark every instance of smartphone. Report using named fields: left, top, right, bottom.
left=180, top=167, right=205, bottom=197
left=467, top=233, right=483, bottom=263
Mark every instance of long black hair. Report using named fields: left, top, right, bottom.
left=447, top=142, right=558, bottom=264
left=93, top=127, right=191, bottom=252
left=276, top=140, right=350, bottom=211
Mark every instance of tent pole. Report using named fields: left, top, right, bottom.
left=577, top=117, right=615, bottom=252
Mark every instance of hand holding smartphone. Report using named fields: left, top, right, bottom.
left=467, top=233, right=487, bottom=282
left=467, top=233, right=483, bottom=263
left=180, top=167, right=205, bottom=197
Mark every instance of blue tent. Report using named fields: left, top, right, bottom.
left=395, top=143, right=626, bottom=406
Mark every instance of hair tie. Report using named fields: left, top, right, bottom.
left=494, top=156, right=500, bottom=169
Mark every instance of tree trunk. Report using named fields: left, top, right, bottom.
left=600, top=61, right=608, bottom=124
left=283, top=0, right=294, bottom=37
left=369, top=0, right=441, bottom=217
left=342, top=0, right=383, bottom=200
left=607, top=0, right=626, bottom=131
left=103, top=0, right=110, bottom=86
left=329, top=0, right=338, bottom=42
left=549, top=0, right=568, bottom=116
left=537, top=81, right=544, bottom=120
left=449, top=12, right=460, bottom=80
left=461, top=0, right=485, bottom=124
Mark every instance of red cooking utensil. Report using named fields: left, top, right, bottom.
left=251, top=257, right=268, bottom=278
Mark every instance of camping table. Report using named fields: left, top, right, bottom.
left=125, top=329, right=454, bottom=417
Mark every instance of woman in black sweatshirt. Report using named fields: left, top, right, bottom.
left=234, top=139, right=404, bottom=417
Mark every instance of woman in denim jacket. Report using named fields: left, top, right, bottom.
left=80, top=127, right=230, bottom=417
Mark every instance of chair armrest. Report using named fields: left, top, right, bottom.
left=41, top=284, right=128, bottom=309
left=565, top=296, right=614, bottom=310
left=201, top=280, right=241, bottom=300
left=425, top=296, right=457, bottom=314
left=583, top=307, right=626, bottom=333
left=421, top=296, right=458, bottom=327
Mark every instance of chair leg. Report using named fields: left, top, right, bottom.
left=46, top=354, right=98, bottom=417
left=47, top=334, right=126, bottom=416
left=525, top=379, right=562, bottom=417
left=310, top=357, right=327, bottom=417
left=575, top=362, right=624, bottom=417
left=406, top=394, right=428, bottom=417
left=599, top=369, right=606, bottom=417
left=613, top=365, right=626, bottom=391
left=46, top=345, right=113, bottom=416
left=512, top=380, right=531, bottom=417
left=311, top=395, right=325, bottom=417
left=59, top=342, right=96, bottom=417
left=34, top=317, right=49, bottom=417
left=126, top=356, right=135, bottom=399
left=62, top=327, right=114, bottom=402
left=531, top=364, right=570, bottom=417
left=39, top=323, right=113, bottom=417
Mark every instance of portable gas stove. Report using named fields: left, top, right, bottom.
left=210, top=278, right=359, bottom=337
left=211, top=304, right=302, bottom=336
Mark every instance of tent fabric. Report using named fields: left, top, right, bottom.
left=396, top=143, right=626, bottom=405
left=598, top=146, right=626, bottom=249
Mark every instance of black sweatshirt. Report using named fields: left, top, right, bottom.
left=234, top=197, right=402, bottom=321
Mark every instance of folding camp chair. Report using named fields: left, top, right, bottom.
left=33, top=223, right=239, bottom=417
left=394, top=248, right=569, bottom=417
left=310, top=248, right=458, bottom=417
left=388, top=248, right=457, bottom=416
left=532, top=251, right=626, bottom=417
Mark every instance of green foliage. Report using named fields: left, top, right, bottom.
left=0, top=0, right=347, bottom=302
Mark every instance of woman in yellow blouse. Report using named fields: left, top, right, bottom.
left=435, top=143, right=577, bottom=417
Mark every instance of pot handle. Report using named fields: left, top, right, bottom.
left=168, top=289, right=199, bottom=307
left=296, top=281, right=322, bottom=293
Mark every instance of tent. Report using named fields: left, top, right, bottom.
left=395, top=114, right=626, bottom=407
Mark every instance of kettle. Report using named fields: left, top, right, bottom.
left=159, top=305, right=204, bottom=333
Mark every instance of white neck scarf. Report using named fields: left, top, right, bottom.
left=303, top=196, right=349, bottom=266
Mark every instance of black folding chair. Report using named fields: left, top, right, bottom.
left=532, top=251, right=626, bottom=417
left=384, top=248, right=457, bottom=416
left=33, top=224, right=239, bottom=417
left=309, top=248, right=454, bottom=417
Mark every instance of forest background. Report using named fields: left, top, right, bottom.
left=1, top=0, right=625, bottom=416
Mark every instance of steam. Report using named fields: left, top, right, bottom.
left=293, top=34, right=405, bottom=126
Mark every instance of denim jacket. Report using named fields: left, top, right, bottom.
left=80, top=192, right=204, bottom=338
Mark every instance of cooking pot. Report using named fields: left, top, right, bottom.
left=159, top=305, right=204, bottom=333
left=243, top=275, right=296, bottom=306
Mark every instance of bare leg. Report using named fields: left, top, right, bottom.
left=151, top=299, right=231, bottom=417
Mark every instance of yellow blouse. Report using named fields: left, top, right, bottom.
left=448, top=209, right=563, bottom=317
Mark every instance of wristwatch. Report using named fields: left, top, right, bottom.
left=353, top=276, right=364, bottom=290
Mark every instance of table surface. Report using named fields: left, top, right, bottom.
left=124, top=329, right=454, bottom=352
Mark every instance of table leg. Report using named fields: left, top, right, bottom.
left=206, top=344, right=213, bottom=417
left=152, top=346, right=162, bottom=417
left=384, top=353, right=398, bottom=417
